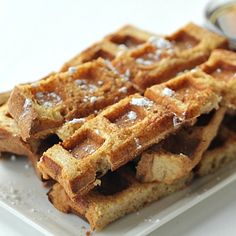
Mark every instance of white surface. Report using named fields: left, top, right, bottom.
left=1, top=0, right=236, bottom=235
left=1, top=153, right=236, bottom=236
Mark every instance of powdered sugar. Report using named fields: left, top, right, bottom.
left=23, top=98, right=32, bottom=110
left=118, top=87, right=128, bottom=93
left=130, top=97, right=153, bottom=107
left=118, top=44, right=128, bottom=51
left=136, top=58, right=153, bottom=66
left=24, top=163, right=30, bottom=169
left=36, top=92, right=61, bottom=108
left=134, top=138, right=142, bottom=150
left=75, top=79, right=87, bottom=86
left=76, top=80, right=98, bottom=93
left=83, top=95, right=98, bottom=103
left=148, top=36, right=173, bottom=50
left=21, top=98, right=32, bottom=118
left=10, top=155, right=16, bottom=161
left=127, top=111, right=137, bottom=120
left=89, top=96, right=97, bottom=104
left=68, top=66, right=77, bottom=75
left=83, top=145, right=96, bottom=154
left=0, top=184, right=22, bottom=206
left=105, top=60, right=119, bottom=75
left=88, top=84, right=98, bottom=93
left=116, top=44, right=128, bottom=56
left=162, top=87, right=175, bottom=97
left=122, top=69, right=131, bottom=81
left=97, top=80, right=104, bottom=86
left=94, top=129, right=101, bottom=135
left=190, top=67, right=198, bottom=73
left=173, top=115, right=183, bottom=127
left=68, top=118, right=86, bottom=124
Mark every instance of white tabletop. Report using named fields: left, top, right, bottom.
left=1, top=0, right=236, bottom=235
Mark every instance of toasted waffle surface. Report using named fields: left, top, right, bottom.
left=48, top=115, right=236, bottom=231
left=47, top=113, right=236, bottom=231
left=0, top=92, right=62, bottom=178
left=2, top=24, right=236, bottom=233
left=0, top=103, right=31, bottom=156
left=136, top=108, right=225, bottom=184
left=8, top=59, right=136, bottom=141
left=112, top=23, right=228, bottom=91
left=0, top=99, right=44, bottom=177
left=197, top=114, right=236, bottom=176
left=200, top=49, right=236, bottom=109
left=38, top=71, right=221, bottom=198
left=8, top=24, right=228, bottom=141
left=60, top=25, right=156, bottom=72
left=0, top=92, right=32, bottom=156
left=48, top=165, right=192, bottom=231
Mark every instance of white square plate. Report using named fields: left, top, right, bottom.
left=0, top=155, right=236, bottom=236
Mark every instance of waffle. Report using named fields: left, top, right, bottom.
left=48, top=165, right=192, bottom=231
left=1, top=24, right=233, bottom=232
left=112, top=23, right=228, bottom=91
left=47, top=113, right=235, bottom=231
left=8, top=23, right=228, bottom=141
left=4, top=25, right=151, bottom=157
left=0, top=91, right=63, bottom=179
left=200, top=49, right=236, bottom=109
left=0, top=99, right=43, bottom=178
left=61, top=25, right=156, bottom=72
left=38, top=70, right=221, bottom=198
left=135, top=49, right=236, bottom=184
left=55, top=115, right=94, bottom=141
left=0, top=99, right=32, bottom=157
left=47, top=112, right=236, bottom=231
left=61, top=23, right=227, bottom=92
left=8, top=59, right=136, bottom=141
left=197, top=113, right=236, bottom=176
left=0, top=91, right=92, bottom=179
left=136, top=107, right=225, bottom=184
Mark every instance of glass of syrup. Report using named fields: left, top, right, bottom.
left=205, top=0, right=236, bottom=49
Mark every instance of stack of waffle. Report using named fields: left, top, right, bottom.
left=1, top=22, right=236, bottom=231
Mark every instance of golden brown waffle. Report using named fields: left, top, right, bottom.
left=61, top=23, right=227, bottom=92
left=8, top=24, right=228, bottom=141
left=47, top=113, right=236, bottom=231
left=0, top=102, right=32, bottom=157
left=135, top=50, right=236, bottom=184
left=48, top=165, right=192, bottom=231
left=4, top=25, right=150, bottom=162
left=60, top=25, right=157, bottom=72
left=47, top=114, right=236, bottom=231
left=112, top=23, right=228, bottom=91
left=200, top=49, right=236, bottom=109
left=55, top=115, right=94, bottom=141
left=8, top=59, right=136, bottom=141
left=38, top=71, right=221, bottom=198
left=1, top=25, right=234, bottom=233
left=0, top=89, right=95, bottom=181
left=136, top=107, right=225, bottom=184
left=197, top=113, right=236, bottom=176
left=0, top=99, right=43, bottom=176
left=0, top=92, right=62, bottom=179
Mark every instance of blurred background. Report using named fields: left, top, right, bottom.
left=0, top=0, right=208, bottom=92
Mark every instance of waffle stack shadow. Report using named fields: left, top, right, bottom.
left=1, top=23, right=236, bottom=231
